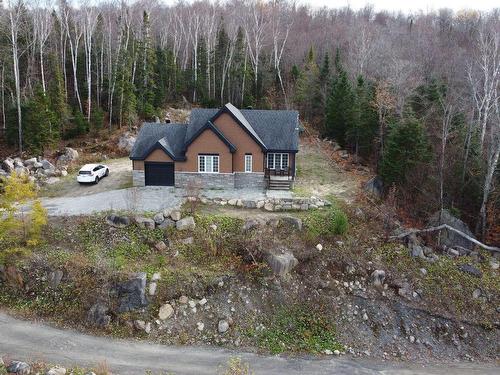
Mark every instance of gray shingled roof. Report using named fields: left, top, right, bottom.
left=131, top=104, right=300, bottom=160
left=187, top=105, right=300, bottom=151
left=130, top=123, right=187, bottom=159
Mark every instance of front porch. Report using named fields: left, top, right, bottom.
left=265, top=167, right=294, bottom=190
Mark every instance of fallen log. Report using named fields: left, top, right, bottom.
left=390, top=224, right=500, bottom=253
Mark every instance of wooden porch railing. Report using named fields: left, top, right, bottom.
left=264, top=167, right=293, bottom=180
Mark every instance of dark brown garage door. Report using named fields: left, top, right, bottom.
left=144, top=162, right=175, bottom=186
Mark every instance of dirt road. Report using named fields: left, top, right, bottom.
left=0, top=312, right=497, bottom=375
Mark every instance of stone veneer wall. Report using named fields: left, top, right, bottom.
left=133, top=171, right=267, bottom=189
left=234, top=172, right=266, bottom=189
left=132, top=170, right=145, bottom=186
left=175, top=172, right=235, bottom=189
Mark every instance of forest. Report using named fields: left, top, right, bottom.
left=0, top=0, right=498, bottom=242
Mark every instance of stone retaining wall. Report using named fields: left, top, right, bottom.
left=197, top=195, right=330, bottom=212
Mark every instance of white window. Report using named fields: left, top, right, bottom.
left=267, top=153, right=275, bottom=169
left=198, top=155, right=219, bottom=173
left=245, top=154, right=253, bottom=172
left=267, top=153, right=289, bottom=170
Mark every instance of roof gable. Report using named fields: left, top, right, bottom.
left=183, top=121, right=236, bottom=153
left=210, top=104, right=267, bottom=150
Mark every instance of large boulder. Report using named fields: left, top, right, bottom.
left=46, top=366, right=67, bottom=375
left=56, top=147, right=79, bottom=166
left=118, top=132, right=136, bottom=153
left=87, top=302, right=111, bottom=327
left=134, top=217, right=155, bottom=230
left=115, top=272, right=148, bottom=313
left=106, top=214, right=131, bottom=228
left=364, top=176, right=383, bottom=198
left=176, top=216, right=195, bottom=231
left=6, top=361, right=30, bottom=375
left=280, top=216, right=303, bottom=231
left=265, top=250, right=299, bottom=276
left=23, top=157, right=38, bottom=168
left=41, top=159, right=55, bottom=170
left=428, top=210, right=476, bottom=250
left=2, top=158, right=15, bottom=173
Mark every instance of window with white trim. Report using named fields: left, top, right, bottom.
left=245, top=154, right=253, bottom=172
left=198, top=155, right=219, bottom=173
left=267, top=153, right=289, bottom=170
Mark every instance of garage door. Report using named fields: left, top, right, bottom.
left=144, top=162, right=175, bottom=186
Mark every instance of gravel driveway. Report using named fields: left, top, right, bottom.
left=40, top=158, right=133, bottom=198
left=1, top=312, right=497, bottom=375
left=40, top=185, right=288, bottom=216
left=41, top=187, right=184, bottom=216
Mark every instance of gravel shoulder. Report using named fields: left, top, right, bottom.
left=0, top=312, right=496, bottom=375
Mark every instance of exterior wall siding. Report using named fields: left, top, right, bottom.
left=213, top=113, right=265, bottom=172
left=177, top=129, right=232, bottom=173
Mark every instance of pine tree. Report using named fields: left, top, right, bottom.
left=230, top=27, right=246, bottom=107
left=346, top=76, right=378, bottom=158
left=48, top=55, right=70, bottom=138
left=137, top=11, right=157, bottom=119
left=294, top=46, right=321, bottom=123
left=215, top=18, right=229, bottom=105
left=379, top=116, right=431, bottom=186
left=196, top=36, right=209, bottom=105
left=324, top=50, right=355, bottom=146
left=154, top=47, right=168, bottom=109
left=24, top=87, right=58, bottom=154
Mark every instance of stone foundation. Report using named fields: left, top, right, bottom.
left=234, top=172, right=266, bottom=189
left=132, top=170, right=267, bottom=190
left=175, top=172, right=235, bottom=189
left=132, top=170, right=145, bottom=186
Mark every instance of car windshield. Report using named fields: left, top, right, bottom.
left=79, top=170, right=92, bottom=175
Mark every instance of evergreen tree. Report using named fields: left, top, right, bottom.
left=196, top=36, right=209, bottom=105
left=324, top=50, right=355, bottom=146
left=154, top=47, right=168, bottom=109
left=379, top=117, right=431, bottom=186
left=215, top=18, right=229, bottom=104
left=294, top=46, right=321, bottom=122
left=24, top=87, right=58, bottom=154
left=230, top=27, right=247, bottom=107
left=137, top=11, right=157, bottom=119
left=48, top=55, right=70, bottom=138
left=346, top=76, right=378, bottom=158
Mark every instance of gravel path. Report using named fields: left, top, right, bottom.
left=41, top=187, right=184, bottom=216
left=1, top=312, right=497, bottom=375
left=40, top=186, right=283, bottom=216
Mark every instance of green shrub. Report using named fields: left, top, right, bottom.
left=256, top=306, right=343, bottom=354
left=304, top=206, right=349, bottom=240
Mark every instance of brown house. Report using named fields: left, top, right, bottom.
left=130, top=103, right=300, bottom=190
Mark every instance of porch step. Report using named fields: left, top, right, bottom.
left=268, top=179, right=292, bottom=190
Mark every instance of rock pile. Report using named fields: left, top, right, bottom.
left=1, top=148, right=78, bottom=187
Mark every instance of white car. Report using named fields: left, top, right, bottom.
left=77, top=163, right=109, bottom=184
